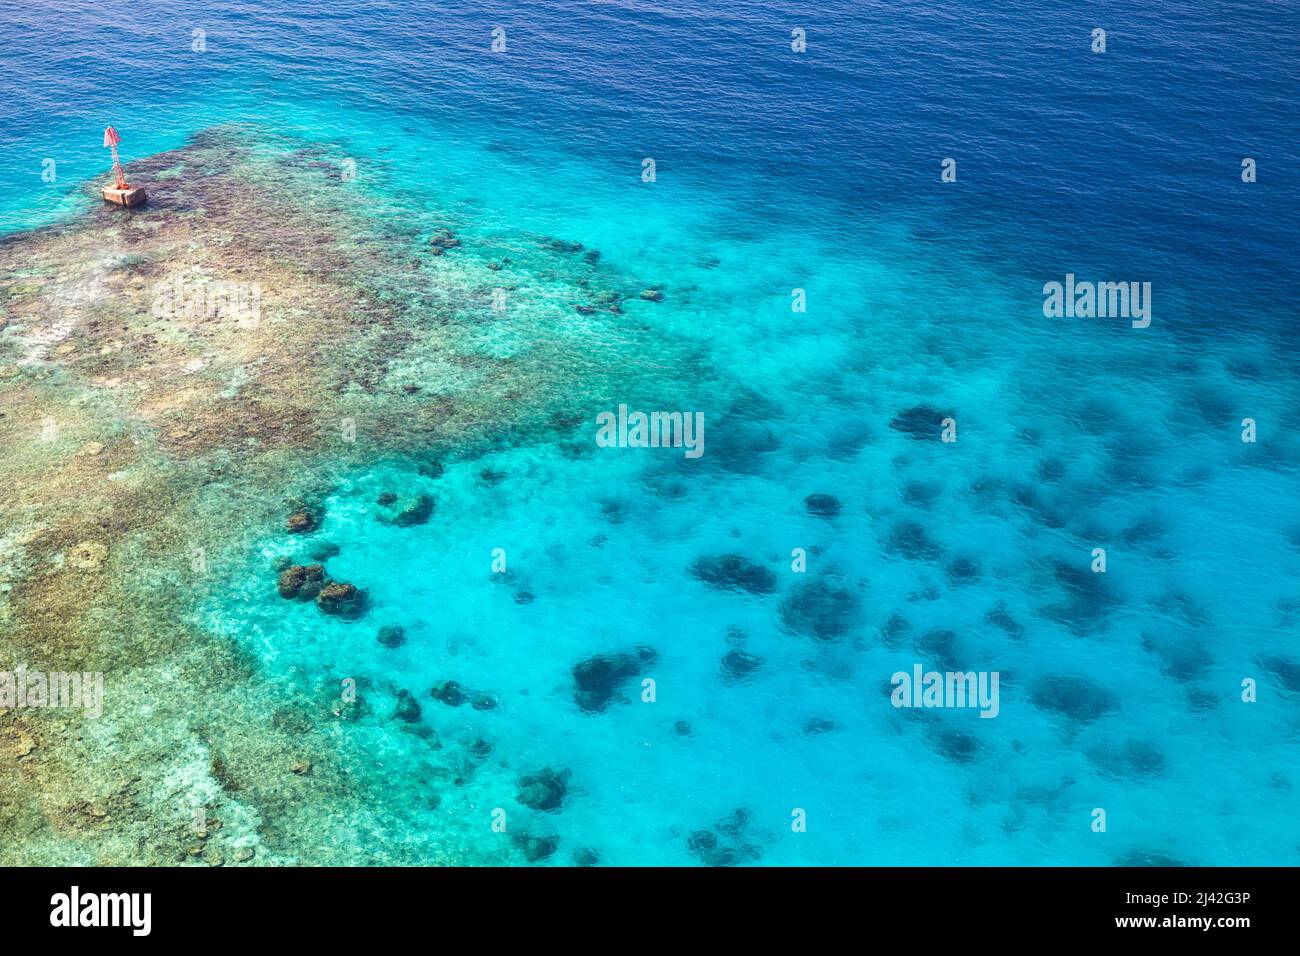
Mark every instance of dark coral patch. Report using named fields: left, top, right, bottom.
left=1260, top=655, right=1300, bottom=694
left=702, top=419, right=780, bottom=475
left=902, top=479, right=942, bottom=507
left=416, top=459, right=445, bottom=479
left=286, top=507, right=321, bottom=534
left=890, top=404, right=953, bottom=441
left=393, top=689, right=422, bottom=723
left=541, top=237, right=584, bottom=253
left=1087, top=739, right=1167, bottom=780
left=885, top=520, right=943, bottom=562
left=1039, top=560, right=1115, bottom=632
left=804, top=493, right=842, bottom=518
left=914, top=629, right=961, bottom=671
left=429, top=680, right=466, bottom=707
left=803, top=717, right=837, bottom=735
left=931, top=729, right=981, bottom=764
left=1141, top=633, right=1212, bottom=683
left=516, top=767, right=571, bottom=812
left=428, top=227, right=461, bottom=255
left=377, top=624, right=406, bottom=648
left=1036, top=458, right=1068, bottom=482
left=779, top=580, right=863, bottom=641
left=572, top=846, right=601, bottom=866
left=316, top=581, right=369, bottom=619
left=984, top=602, right=1025, bottom=640
left=278, top=563, right=325, bottom=600
left=572, top=646, right=658, bottom=713
left=685, top=809, right=764, bottom=866
left=689, top=554, right=777, bottom=595
left=946, top=555, right=982, bottom=585
left=1029, top=675, right=1116, bottom=724
left=309, top=541, right=340, bottom=561
left=720, top=650, right=763, bottom=684
left=378, top=492, right=434, bottom=527
left=513, top=834, right=559, bottom=863
left=879, top=612, right=912, bottom=649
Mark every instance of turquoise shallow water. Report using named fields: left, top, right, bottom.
left=4, top=0, right=1299, bottom=864
left=202, top=181, right=1300, bottom=863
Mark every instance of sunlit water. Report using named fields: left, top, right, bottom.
left=3, top=0, right=1298, bottom=865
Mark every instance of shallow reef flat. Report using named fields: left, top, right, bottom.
left=0, top=124, right=686, bottom=864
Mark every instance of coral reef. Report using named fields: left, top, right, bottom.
left=0, top=125, right=682, bottom=864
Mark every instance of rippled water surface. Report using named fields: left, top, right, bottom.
left=2, top=0, right=1298, bottom=865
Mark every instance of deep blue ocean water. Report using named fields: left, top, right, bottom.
left=2, top=0, right=1298, bottom=864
